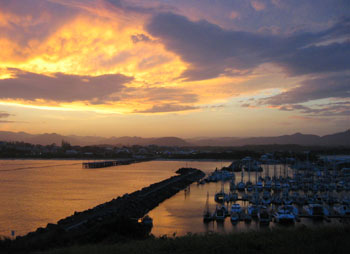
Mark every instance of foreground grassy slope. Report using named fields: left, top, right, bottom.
left=43, top=226, right=350, bottom=254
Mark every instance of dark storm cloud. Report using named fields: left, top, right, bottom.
left=0, top=69, right=133, bottom=103
left=263, top=75, right=350, bottom=105
left=146, top=13, right=350, bottom=81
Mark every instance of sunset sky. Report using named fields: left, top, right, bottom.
left=0, top=0, right=349, bottom=138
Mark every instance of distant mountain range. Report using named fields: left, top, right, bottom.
left=0, top=130, right=349, bottom=147
left=189, top=130, right=350, bottom=147
left=0, top=131, right=190, bottom=147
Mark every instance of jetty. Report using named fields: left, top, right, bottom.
left=82, top=157, right=154, bottom=169
left=6, top=168, right=205, bottom=252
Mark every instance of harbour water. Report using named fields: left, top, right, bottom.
left=0, top=159, right=347, bottom=238
left=0, top=159, right=227, bottom=237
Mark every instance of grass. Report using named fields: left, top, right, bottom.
left=41, top=225, right=350, bottom=254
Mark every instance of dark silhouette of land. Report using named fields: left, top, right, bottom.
left=0, top=130, right=349, bottom=147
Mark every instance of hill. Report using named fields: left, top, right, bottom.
left=0, top=130, right=349, bottom=147
left=189, top=130, right=350, bottom=147
left=0, top=131, right=191, bottom=147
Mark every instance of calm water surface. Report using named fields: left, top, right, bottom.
left=149, top=164, right=338, bottom=236
left=0, top=159, right=226, bottom=237
left=0, top=160, right=336, bottom=238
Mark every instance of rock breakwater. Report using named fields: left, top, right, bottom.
left=2, top=167, right=205, bottom=252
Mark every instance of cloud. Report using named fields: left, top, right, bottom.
left=105, top=0, right=176, bottom=15
left=270, top=0, right=284, bottom=8
left=0, top=111, right=15, bottom=123
left=289, top=115, right=329, bottom=123
left=0, top=120, right=15, bottom=123
left=279, top=102, right=350, bottom=117
left=123, top=86, right=198, bottom=104
left=0, top=69, right=133, bottom=103
left=0, top=111, right=11, bottom=118
left=251, top=1, right=266, bottom=11
left=276, top=41, right=350, bottom=76
left=229, top=11, right=240, bottom=20
left=134, top=103, right=198, bottom=113
left=279, top=104, right=310, bottom=111
left=137, top=55, right=171, bottom=70
left=97, top=51, right=133, bottom=68
left=262, top=75, right=350, bottom=105
left=131, top=33, right=152, bottom=43
left=0, top=0, right=77, bottom=52
left=146, top=12, right=350, bottom=81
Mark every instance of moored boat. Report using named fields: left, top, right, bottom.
left=303, top=203, right=329, bottom=219
left=214, top=205, right=227, bottom=221
left=230, top=212, right=240, bottom=223
left=230, top=203, right=242, bottom=214
left=273, top=206, right=296, bottom=224
left=258, top=207, right=270, bottom=225
left=203, top=192, right=214, bottom=223
left=333, top=204, right=350, bottom=216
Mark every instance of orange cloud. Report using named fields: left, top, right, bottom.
left=0, top=0, right=305, bottom=116
left=251, top=1, right=266, bottom=11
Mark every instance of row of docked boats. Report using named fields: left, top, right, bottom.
left=203, top=157, right=350, bottom=225
left=204, top=201, right=299, bottom=225
left=204, top=197, right=344, bottom=224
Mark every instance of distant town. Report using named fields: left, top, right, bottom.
left=1, top=138, right=349, bottom=161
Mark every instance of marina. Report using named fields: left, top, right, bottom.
left=149, top=156, right=350, bottom=236
left=205, top=157, right=350, bottom=224
left=1, top=157, right=350, bottom=240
